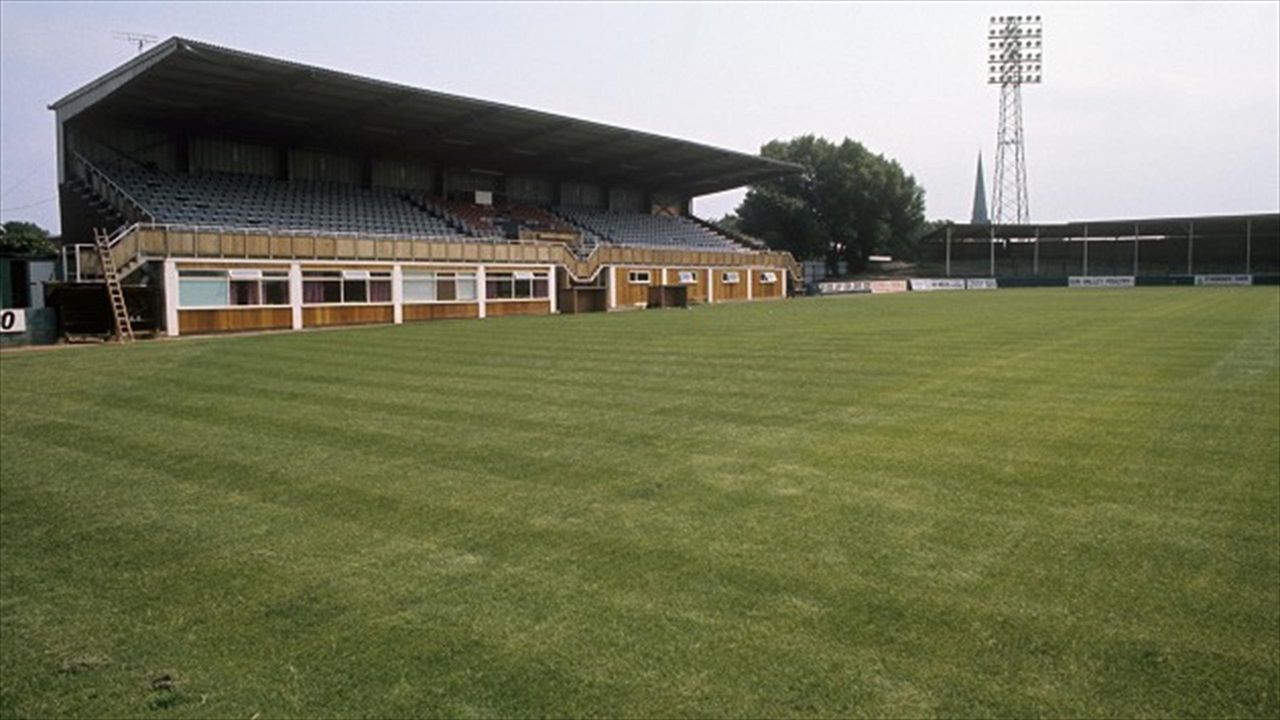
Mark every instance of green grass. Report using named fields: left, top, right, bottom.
left=1, top=287, right=1277, bottom=718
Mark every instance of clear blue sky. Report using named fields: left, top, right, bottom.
left=2, top=1, right=1277, bottom=234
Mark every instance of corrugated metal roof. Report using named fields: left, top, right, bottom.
left=923, top=213, right=1280, bottom=241
left=51, top=37, right=802, bottom=197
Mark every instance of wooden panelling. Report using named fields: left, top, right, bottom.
left=487, top=300, right=551, bottom=317
left=751, top=269, right=785, bottom=299
left=670, top=268, right=709, bottom=303
left=401, top=265, right=473, bottom=273
left=403, top=303, right=480, bottom=321
left=302, top=263, right=392, bottom=272
left=712, top=268, right=750, bottom=302
left=302, top=305, right=394, bottom=327
left=269, top=236, right=293, bottom=257
left=245, top=234, right=270, bottom=257
left=613, top=267, right=661, bottom=308
left=558, top=288, right=607, bottom=314
left=116, top=226, right=801, bottom=302
left=178, top=307, right=292, bottom=334
left=177, top=262, right=286, bottom=271
left=130, top=225, right=799, bottom=274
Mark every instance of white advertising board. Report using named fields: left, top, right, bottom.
left=965, top=278, right=998, bottom=290
left=1069, top=276, right=1136, bottom=288
left=909, top=278, right=966, bottom=291
left=1194, top=274, right=1252, bottom=286
left=0, top=309, right=27, bottom=334
left=818, top=281, right=871, bottom=295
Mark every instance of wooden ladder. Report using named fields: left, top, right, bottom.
left=93, top=227, right=135, bottom=342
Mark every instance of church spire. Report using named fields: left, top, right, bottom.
left=971, top=151, right=990, bottom=225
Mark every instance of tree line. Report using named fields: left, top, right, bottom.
left=720, top=135, right=934, bottom=275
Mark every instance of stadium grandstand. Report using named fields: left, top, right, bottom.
left=49, top=37, right=803, bottom=337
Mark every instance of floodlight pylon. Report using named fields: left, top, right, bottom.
left=987, top=15, right=1042, bottom=224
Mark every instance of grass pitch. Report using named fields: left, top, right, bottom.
left=2, top=288, right=1278, bottom=718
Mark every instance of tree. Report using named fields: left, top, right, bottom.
left=715, top=212, right=742, bottom=234
left=0, top=221, right=56, bottom=257
left=735, top=135, right=926, bottom=275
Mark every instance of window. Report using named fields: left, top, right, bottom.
left=402, top=271, right=478, bottom=303
left=457, top=273, right=478, bottom=301
left=677, top=271, right=697, bottom=284
left=179, top=270, right=228, bottom=307
left=178, top=269, right=290, bottom=308
left=628, top=270, right=651, bottom=285
left=303, top=271, right=342, bottom=304
left=262, top=276, right=289, bottom=305
left=760, top=271, right=778, bottom=283
left=487, top=273, right=514, bottom=300
left=485, top=271, right=550, bottom=300
left=303, top=270, right=391, bottom=305
left=403, top=272, right=436, bottom=302
left=722, top=271, right=741, bottom=284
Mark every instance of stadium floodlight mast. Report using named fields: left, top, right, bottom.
left=113, top=31, right=158, bottom=55
left=987, top=14, right=1042, bottom=224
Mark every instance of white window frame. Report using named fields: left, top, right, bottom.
left=722, top=271, right=741, bottom=284
left=628, top=270, right=651, bottom=285
left=302, top=270, right=393, bottom=306
left=402, top=270, right=480, bottom=304
left=760, top=271, right=778, bottom=283
left=677, top=271, right=697, bottom=284
left=485, top=270, right=550, bottom=301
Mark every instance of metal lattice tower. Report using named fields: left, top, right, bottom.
left=987, top=15, right=1042, bottom=224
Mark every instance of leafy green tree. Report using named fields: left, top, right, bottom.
left=736, top=135, right=926, bottom=274
left=715, top=212, right=742, bottom=234
left=0, top=221, right=56, bottom=257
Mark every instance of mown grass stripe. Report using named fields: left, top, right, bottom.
left=2, top=287, right=1276, bottom=718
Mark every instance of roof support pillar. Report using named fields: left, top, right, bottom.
left=989, top=226, right=995, bottom=277
left=548, top=264, right=558, bottom=314
left=1083, top=224, right=1090, bottom=276
left=289, top=262, right=303, bottom=330
left=945, top=226, right=952, bottom=277
left=392, top=264, right=403, bottom=325
left=1246, top=218, right=1252, bottom=274
left=164, top=258, right=179, bottom=337
left=1033, top=226, right=1040, bottom=276
left=1187, top=221, right=1195, bottom=275
left=1133, top=223, right=1140, bottom=277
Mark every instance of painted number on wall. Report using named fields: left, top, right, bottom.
left=0, top=309, right=27, bottom=333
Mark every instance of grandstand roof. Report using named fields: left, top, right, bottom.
left=923, top=212, right=1280, bottom=241
left=50, top=37, right=802, bottom=197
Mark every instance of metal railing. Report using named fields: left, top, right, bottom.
left=69, top=153, right=155, bottom=225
